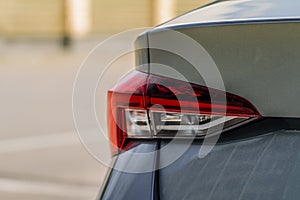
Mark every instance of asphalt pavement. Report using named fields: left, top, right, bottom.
left=0, top=38, right=132, bottom=200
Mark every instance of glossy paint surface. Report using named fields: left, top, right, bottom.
left=158, top=0, right=300, bottom=29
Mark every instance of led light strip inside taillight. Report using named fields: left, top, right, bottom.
left=108, top=71, right=261, bottom=153
left=125, top=109, right=250, bottom=138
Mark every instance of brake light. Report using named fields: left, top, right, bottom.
left=108, top=71, right=261, bottom=154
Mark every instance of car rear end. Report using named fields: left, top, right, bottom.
left=100, top=0, right=300, bottom=199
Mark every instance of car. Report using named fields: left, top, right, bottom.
left=100, top=0, right=300, bottom=199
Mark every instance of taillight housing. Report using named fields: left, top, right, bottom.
left=108, top=71, right=261, bottom=155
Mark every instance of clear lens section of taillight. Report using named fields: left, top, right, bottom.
left=125, top=110, right=250, bottom=138
left=125, top=109, right=151, bottom=138
left=108, top=71, right=261, bottom=154
left=150, top=111, right=247, bottom=137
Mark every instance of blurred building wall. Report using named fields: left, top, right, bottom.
left=0, top=0, right=64, bottom=38
left=92, top=0, right=152, bottom=34
left=176, top=0, right=213, bottom=15
left=0, top=0, right=213, bottom=39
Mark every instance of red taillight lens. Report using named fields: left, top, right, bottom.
left=108, top=71, right=261, bottom=154
left=108, top=72, right=148, bottom=154
left=147, top=75, right=260, bottom=117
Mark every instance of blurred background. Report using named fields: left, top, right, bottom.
left=0, top=0, right=211, bottom=199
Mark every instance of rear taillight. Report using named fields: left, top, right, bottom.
left=108, top=71, right=261, bottom=154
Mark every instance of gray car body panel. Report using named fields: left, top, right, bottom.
left=145, top=23, right=300, bottom=117
left=101, top=142, right=158, bottom=200
left=134, top=0, right=300, bottom=117
left=160, top=130, right=300, bottom=200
